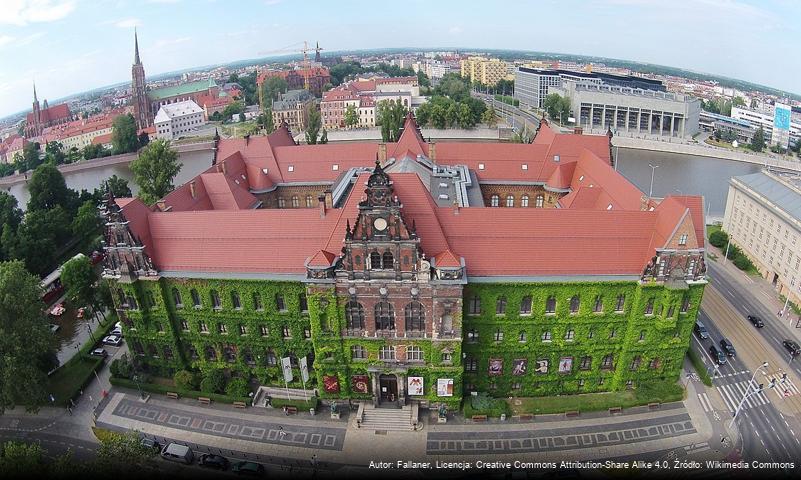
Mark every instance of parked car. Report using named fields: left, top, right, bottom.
left=140, top=437, right=161, bottom=453
left=710, top=345, right=727, bottom=365
left=199, top=453, right=230, bottom=470
left=102, top=334, right=122, bottom=346
left=232, top=461, right=265, bottom=476
left=783, top=340, right=801, bottom=357
left=160, top=443, right=194, bottom=464
left=747, top=315, right=764, bottom=328
left=110, top=326, right=123, bottom=336
left=719, top=338, right=736, bottom=357
left=90, top=348, right=108, bottom=358
left=694, top=321, right=709, bottom=340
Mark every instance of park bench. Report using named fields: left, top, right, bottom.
left=519, top=414, right=534, bottom=421
left=285, top=406, right=298, bottom=415
left=166, top=392, right=179, bottom=400
left=648, top=402, right=661, bottom=410
left=198, top=397, right=211, bottom=405
left=565, top=410, right=580, bottom=418
left=471, top=415, right=488, bottom=422
left=233, top=401, right=247, bottom=409
left=608, top=406, right=622, bottom=415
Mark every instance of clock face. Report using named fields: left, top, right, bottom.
left=373, top=217, right=388, bottom=231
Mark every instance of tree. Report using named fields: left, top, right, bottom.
left=238, top=113, right=246, bottom=123
left=305, top=104, right=322, bottom=145
left=226, top=378, right=250, bottom=397
left=173, top=370, right=199, bottom=390
left=0, top=261, right=56, bottom=413
left=0, top=192, right=22, bottom=261
left=223, top=101, right=245, bottom=120
left=0, top=441, right=48, bottom=477
left=417, top=70, right=431, bottom=88
left=210, top=111, right=223, bottom=122
left=44, top=141, right=66, bottom=165
left=105, top=175, right=132, bottom=197
left=376, top=100, right=407, bottom=142
left=708, top=230, right=728, bottom=248
left=111, top=114, right=139, bottom=155
left=130, top=139, right=181, bottom=205
left=82, top=144, right=105, bottom=160
left=751, top=127, right=766, bottom=153
left=543, top=93, right=571, bottom=124
left=9, top=207, right=71, bottom=275
left=138, top=132, right=150, bottom=149
left=482, top=106, right=499, bottom=128
left=259, top=109, right=275, bottom=133
left=732, top=96, right=746, bottom=108
left=319, top=128, right=328, bottom=144
left=109, top=353, right=133, bottom=379
left=71, top=200, right=102, bottom=241
left=260, top=77, right=288, bottom=108
left=343, top=104, right=359, bottom=128
left=200, top=369, right=226, bottom=394
left=66, top=146, right=81, bottom=164
left=95, top=430, right=156, bottom=471
left=26, top=164, right=73, bottom=212
left=511, top=125, right=534, bottom=144
left=21, top=141, right=42, bottom=172
left=60, top=254, right=96, bottom=310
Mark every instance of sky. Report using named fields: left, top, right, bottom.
left=0, top=0, right=799, bottom=119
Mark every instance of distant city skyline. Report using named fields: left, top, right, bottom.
left=1, top=0, right=799, bottom=119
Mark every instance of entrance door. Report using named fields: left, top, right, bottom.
left=378, top=374, right=398, bottom=404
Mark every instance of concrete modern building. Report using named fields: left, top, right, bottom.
left=271, top=89, right=315, bottom=133
left=460, top=57, right=510, bottom=87
left=154, top=100, right=205, bottom=140
left=554, top=81, right=701, bottom=139
left=699, top=111, right=755, bottom=144
left=732, top=106, right=801, bottom=148
left=724, top=171, right=801, bottom=305
left=101, top=115, right=706, bottom=410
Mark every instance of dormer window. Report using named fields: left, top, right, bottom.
left=478, top=163, right=485, bottom=170
left=287, top=165, right=294, bottom=172
left=679, top=234, right=688, bottom=246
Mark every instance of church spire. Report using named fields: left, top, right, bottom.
left=134, top=27, right=141, bottom=64
left=33, top=81, right=38, bottom=103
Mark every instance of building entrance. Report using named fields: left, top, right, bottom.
left=378, top=374, right=398, bottom=404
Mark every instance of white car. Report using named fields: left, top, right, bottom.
left=110, top=326, right=123, bottom=336
left=102, top=334, right=122, bottom=346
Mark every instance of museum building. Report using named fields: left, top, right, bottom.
left=102, top=114, right=707, bottom=409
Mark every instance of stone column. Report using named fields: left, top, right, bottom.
left=397, top=373, right=406, bottom=406
left=371, top=373, right=380, bottom=407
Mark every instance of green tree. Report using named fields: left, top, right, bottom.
left=21, top=141, right=42, bottom=172
left=543, top=93, right=571, bottom=124
left=415, top=102, right=432, bottom=126
left=732, top=96, right=746, bottom=108
left=225, top=378, right=250, bottom=397
left=210, top=111, right=223, bottom=122
left=0, top=261, right=55, bottom=412
left=200, top=369, right=226, bottom=394
left=10, top=207, right=71, bottom=275
left=66, top=146, right=81, bottom=164
left=430, top=103, right=448, bottom=129
left=260, top=109, right=276, bottom=133
left=511, top=125, right=534, bottom=144
left=130, top=139, right=181, bottom=205
left=44, top=141, right=66, bottom=165
left=708, top=230, right=728, bottom=248
left=751, top=127, right=766, bottom=152
left=238, top=113, right=246, bottom=123
left=260, top=77, right=288, bottom=107
left=0, top=192, right=22, bottom=261
left=0, top=441, right=48, bottom=477
left=305, top=104, right=322, bottom=145
left=482, top=106, right=499, bottom=128
left=94, top=430, right=156, bottom=472
left=71, top=200, right=102, bottom=240
left=174, top=370, right=199, bottom=390
left=26, top=164, right=73, bottom=212
left=417, top=70, right=431, bottom=88
left=105, top=175, right=132, bottom=197
left=319, top=128, right=328, bottom=144
left=456, top=102, right=475, bottom=129
left=376, top=100, right=408, bottom=142
left=60, top=254, right=96, bottom=310
left=109, top=353, right=133, bottom=379
left=343, top=104, right=359, bottom=128
left=81, top=144, right=105, bottom=160
left=111, top=114, right=139, bottom=155
left=222, top=101, right=245, bottom=120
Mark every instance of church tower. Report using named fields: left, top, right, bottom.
left=131, top=29, right=151, bottom=129
left=29, top=83, right=42, bottom=137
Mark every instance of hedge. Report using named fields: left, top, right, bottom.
left=47, top=355, right=104, bottom=407
left=109, top=377, right=251, bottom=405
left=686, top=349, right=712, bottom=386
left=270, top=395, right=319, bottom=410
left=463, top=393, right=511, bottom=418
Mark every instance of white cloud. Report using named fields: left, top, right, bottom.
left=0, top=32, right=45, bottom=49
left=114, top=18, right=141, bottom=28
left=0, top=36, right=14, bottom=48
left=1, top=0, right=76, bottom=26
left=448, top=26, right=462, bottom=35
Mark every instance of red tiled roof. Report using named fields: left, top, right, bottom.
left=27, top=103, right=71, bottom=125
left=433, top=250, right=461, bottom=268
left=91, top=132, right=113, bottom=145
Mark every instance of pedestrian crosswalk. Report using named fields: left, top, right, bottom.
left=764, top=371, right=800, bottom=399
left=715, top=380, right=771, bottom=413
left=697, top=392, right=713, bottom=413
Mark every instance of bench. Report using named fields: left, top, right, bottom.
left=166, top=392, right=179, bottom=400
left=519, top=414, right=534, bottom=421
left=285, top=406, right=298, bottom=415
left=608, top=406, right=622, bottom=415
left=648, top=402, right=661, bottom=410
left=233, top=401, right=247, bottom=409
left=565, top=410, right=580, bottom=418
left=198, top=397, right=211, bottom=405
left=471, top=415, right=488, bottom=422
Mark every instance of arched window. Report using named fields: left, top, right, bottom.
left=545, top=296, right=556, bottom=313
left=277, top=197, right=286, bottom=208
left=370, top=252, right=382, bottom=269
left=521, top=194, right=529, bottom=207
left=496, top=296, right=507, bottom=315
left=291, top=196, right=299, bottom=208
left=405, top=302, right=425, bottom=331
left=382, top=251, right=394, bottom=269
left=569, top=295, right=580, bottom=313
left=231, top=291, right=241, bottom=309
left=210, top=290, right=221, bottom=309
left=172, top=288, right=183, bottom=307
left=205, top=346, right=217, bottom=361
left=593, top=295, right=603, bottom=312
left=375, top=301, right=395, bottom=330
left=490, top=194, right=499, bottom=207
left=253, top=292, right=263, bottom=310
left=305, top=195, right=313, bottom=208
left=535, top=194, right=544, bottom=208
left=506, top=195, right=514, bottom=207
left=345, top=301, right=365, bottom=330
left=520, top=296, right=532, bottom=314
left=645, top=297, right=655, bottom=315
left=191, top=289, right=201, bottom=308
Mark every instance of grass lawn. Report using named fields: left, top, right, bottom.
left=506, top=382, right=684, bottom=415
left=47, top=356, right=102, bottom=406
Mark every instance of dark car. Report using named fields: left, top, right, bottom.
left=90, top=348, right=108, bottom=358
left=199, top=453, right=229, bottom=470
left=694, top=321, right=709, bottom=340
left=232, top=461, right=265, bottom=476
left=140, top=437, right=161, bottom=452
left=783, top=340, right=801, bottom=356
left=710, top=345, right=727, bottom=365
left=719, top=338, right=736, bottom=357
left=747, top=315, right=765, bottom=328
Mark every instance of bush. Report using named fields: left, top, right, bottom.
left=733, top=254, right=754, bottom=271
left=200, top=369, right=226, bottom=394
left=709, top=230, right=728, bottom=248
left=270, top=396, right=319, bottom=410
left=225, top=378, right=251, bottom=398
left=108, top=377, right=250, bottom=404
left=173, top=370, right=198, bottom=391
left=110, top=353, right=133, bottom=379
left=463, top=393, right=511, bottom=418
left=687, top=349, right=713, bottom=386
left=726, top=243, right=741, bottom=260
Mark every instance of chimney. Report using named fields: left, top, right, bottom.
left=324, top=189, right=333, bottom=208
left=377, top=144, right=387, bottom=162
left=429, top=142, right=436, bottom=161
left=452, top=200, right=460, bottom=215
left=318, top=194, right=327, bottom=218
left=573, top=126, right=583, bottom=135
left=156, top=200, right=166, bottom=212
left=221, top=161, right=227, bottom=175
left=244, top=134, right=250, bottom=146
left=189, top=181, right=196, bottom=199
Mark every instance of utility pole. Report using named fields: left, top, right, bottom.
left=729, top=362, right=769, bottom=429
left=648, top=163, right=659, bottom=198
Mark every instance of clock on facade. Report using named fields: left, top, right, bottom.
left=373, top=217, right=388, bottom=231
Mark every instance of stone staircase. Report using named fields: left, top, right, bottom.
left=253, top=386, right=313, bottom=407
left=357, top=404, right=417, bottom=431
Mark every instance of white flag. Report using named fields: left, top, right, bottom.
left=281, top=357, right=293, bottom=383
left=299, top=356, right=310, bottom=383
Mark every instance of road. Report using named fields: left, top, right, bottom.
left=693, top=260, right=801, bottom=463
left=472, top=91, right=541, bottom=134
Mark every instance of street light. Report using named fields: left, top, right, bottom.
left=648, top=164, right=659, bottom=198
left=728, top=361, right=769, bottom=429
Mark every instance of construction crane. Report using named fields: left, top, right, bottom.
left=257, top=41, right=323, bottom=90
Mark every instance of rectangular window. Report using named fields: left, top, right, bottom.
left=260, top=326, right=269, bottom=336
left=304, top=328, right=311, bottom=339
left=593, top=296, right=603, bottom=313
left=199, top=322, right=208, bottom=333
left=299, top=293, right=308, bottom=313
left=541, top=331, right=552, bottom=342
left=180, top=320, right=189, bottom=331
left=580, top=356, right=591, bottom=370
left=468, top=296, right=481, bottom=315
left=282, top=326, right=291, bottom=339
left=545, top=296, right=556, bottom=314
left=520, top=296, right=532, bottom=314
left=494, top=329, right=504, bottom=342
left=218, top=323, right=227, bottom=334
left=276, top=294, right=286, bottom=312
left=678, top=233, right=688, bottom=246
left=564, top=329, right=574, bottom=341
left=379, top=346, right=396, bottom=360
left=496, top=297, right=506, bottom=315
left=609, top=328, right=617, bottom=339
left=615, top=295, right=625, bottom=312
left=351, top=345, right=366, bottom=360
left=239, top=325, right=247, bottom=335
left=645, top=298, right=654, bottom=315
left=407, top=346, right=424, bottom=362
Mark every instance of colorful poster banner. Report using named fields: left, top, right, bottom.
left=512, top=359, right=528, bottom=376
left=437, top=378, right=454, bottom=397
left=559, top=357, right=573, bottom=374
left=488, top=358, right=503, bottom=376
left=323, top=375, right=340, bottom=393
left=281, top=357, right=293, bottom=382
left=351, top=375, right=369, bottom=394
left=535, top=359, right=549, bottom=374
left=407, top=376, right=424, bottom=396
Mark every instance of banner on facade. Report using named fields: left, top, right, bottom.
left=299, top=356, right=310, bottom=383
left=323, top=375, right=340, bottom=393
left=351, top=375, right=369, bottom=394
left=488, top=358, right=503, bottom=376
left=559, top=357, right=573, bottom=374
left=407, top=376, right=424, bottom=396
left=512, top=359, right=528, bottom=376
left=437, top=378, right=453, bottom=397
left=535, top=359, right=549, bottom=374
left=281, top=357, right=293, bottom=383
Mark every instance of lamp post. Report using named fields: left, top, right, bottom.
left=132, top=374, right=145, bottom=400
left=87, top=322, right=96, bottom=344
left=729, top=361, right=769, bottom=429
left=648, top=164, right=659, bottom=198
